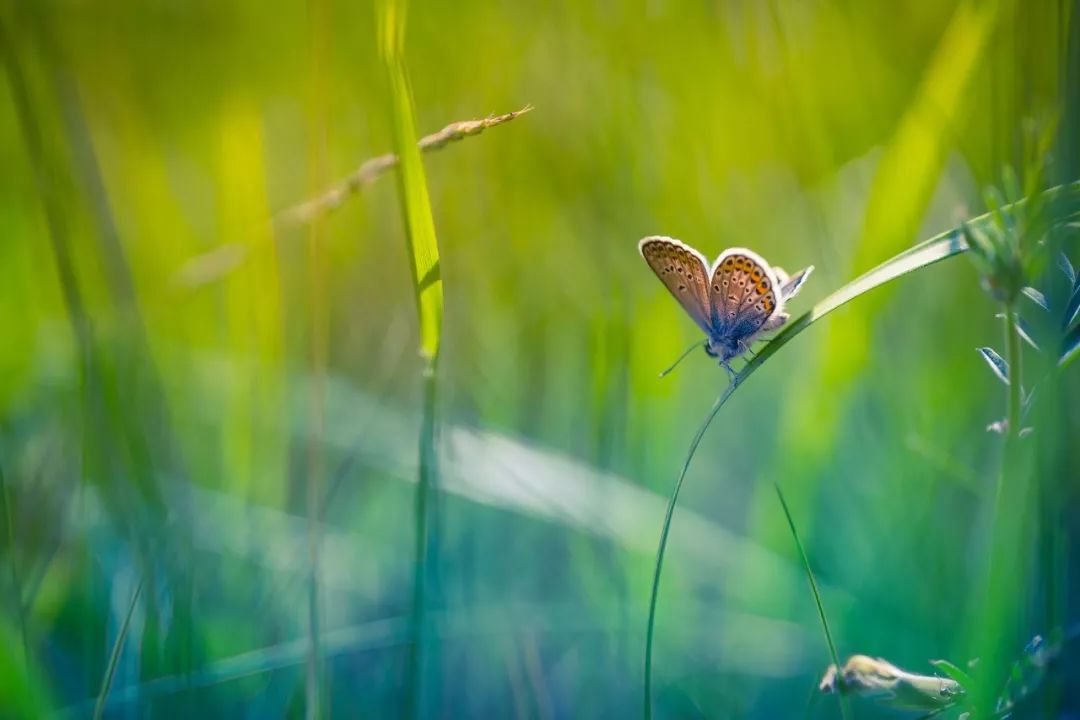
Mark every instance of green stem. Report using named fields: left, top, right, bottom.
left=643, top=381, right=736, bottom=719
left=1004, top=305, right=1023, bottom=443
left=774, top=485, right=851, bottom=720
left=405, top=355, right=439, bottom=720
left=974, top=302, right=1027, bottom=714
left=0, top=452, right=29, bottom=667
left=93, top=576, right=143, bottom=720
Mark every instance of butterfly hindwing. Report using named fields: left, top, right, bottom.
left=639, top=236, right=713, bottom=334
left=708, top=248, right=780, bottom=338
left=778, top=266, right=814, bottom=301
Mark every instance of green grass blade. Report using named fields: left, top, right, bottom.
left=641, top=182, right=1080, bottom=719
left=93, top=576, right=143, bottom=720
left=379, top=0, right=443, bottom=360
left=378, top=2, right=444, bottom=717
left=774, top=484, right=850, bottom=720
left=929, top=658, right=974, bottom=690
left=0, top=452, right=29, bottom=668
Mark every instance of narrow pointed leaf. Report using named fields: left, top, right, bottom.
left=929, top=659, right=974, bottom=691
left=1060, top=324, right=1080, bottom=368
left=379, top=0, right=443, bottom=358
left=1064, top=283, right=1080, bottom=330
left=977, top=347, right=1010, bottom=384
left=995, top=313, right=1040, bottom=350
left=1058, top=252, right=1076, bottom=286
left=1021, top=286, right=1049, bottom=311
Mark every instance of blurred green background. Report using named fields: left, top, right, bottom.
left=1, top=0, right=1078, bottom=717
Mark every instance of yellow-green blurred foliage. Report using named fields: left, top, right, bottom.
left=0, top=0, right=1077, bottom=716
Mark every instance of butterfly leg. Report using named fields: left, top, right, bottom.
left=721, top=359, right=737, bottom=384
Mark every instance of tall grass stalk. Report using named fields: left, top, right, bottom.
left=774, top=484, right=850, bottom=720
left=971, top=301, right=1031, bottom=715
left=379, top=0, right=445, bottom=716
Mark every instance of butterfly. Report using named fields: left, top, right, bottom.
left=639, top=236, right=813, bottom=379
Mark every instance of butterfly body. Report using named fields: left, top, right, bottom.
left=639, top=236, right=813, bottom=378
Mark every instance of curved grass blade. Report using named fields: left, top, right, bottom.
left=775, top=484, right=850, bottom=720
left=643, top=225, right=969, bottom=718
left=642, top=183, right=1080, bottom=719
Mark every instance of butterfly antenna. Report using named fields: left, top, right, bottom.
left=659, top=340, right=706, bottom=378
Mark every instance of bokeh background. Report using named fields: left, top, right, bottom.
left=1, top=0, right=1078, bottom=717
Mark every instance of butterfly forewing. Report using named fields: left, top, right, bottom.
left=708, top=249, right=779, bottom=336
left=639, top=237, right=714, bottom=334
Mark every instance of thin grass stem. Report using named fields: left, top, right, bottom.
left=1005, top=305, right=1023, bottom=443
left=642, top=381, right=737, bottom=719
left=407, top=356, right=439, bottom=719
left=775, top=484, right=850, bottom=720
left=0, top=452, right=29, bottom=667
left=93, top=576, right=143, bottom=720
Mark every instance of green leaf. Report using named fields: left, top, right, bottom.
left=1057, top=252, right=1076, bottom=287
left=1021, top=286, right=1048, bottom=311
left=379, top=0, right=443, bottom=359
left=1064, top=282, right=1080, bottom=330
left=977, top=347, right=1010, bottom=384
left=1060, top=324, right=1080, bottom=368
left=929, top=658, right=974, bottom=690
left=995, top=313, right=1040, bottom=350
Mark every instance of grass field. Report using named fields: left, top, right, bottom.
left=1, top=0, right=1078, bottom=717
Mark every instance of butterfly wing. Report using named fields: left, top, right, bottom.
left=708, top=247, right=781, bottom=339
left=776, top=265, right=814, bottom=301
left=639, top=236, right=713, bottom=334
